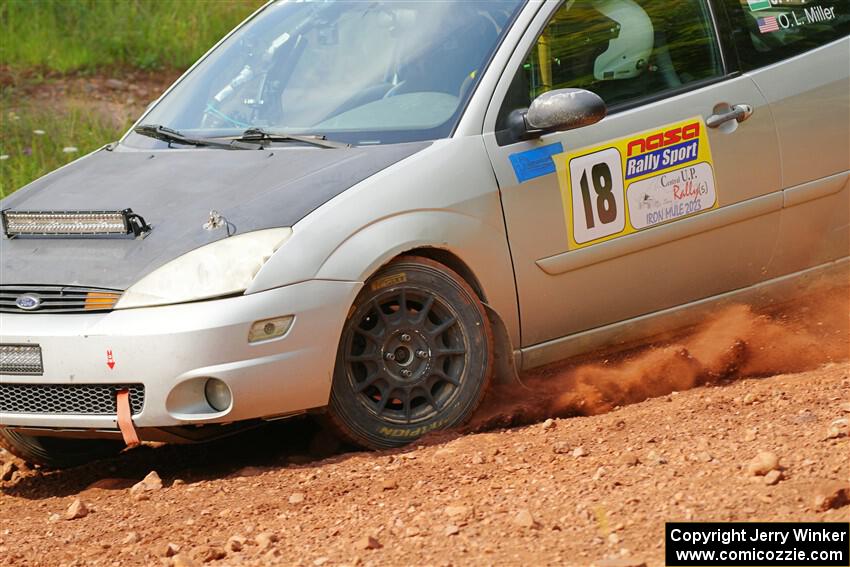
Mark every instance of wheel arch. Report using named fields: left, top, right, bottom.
left=304, top=208, right=521, bottom=353
left=379, top=246, right=523, bottom=387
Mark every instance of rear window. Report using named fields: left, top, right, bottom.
left=723, top=0, right=850, bottom=70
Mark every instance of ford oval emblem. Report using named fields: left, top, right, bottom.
left=15, top=293, right=42, bottom=311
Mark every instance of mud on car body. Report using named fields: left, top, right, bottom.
left=1, top=0, right=848, bottom=467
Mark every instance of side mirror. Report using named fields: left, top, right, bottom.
left=508, top=88, right=607, bottom=141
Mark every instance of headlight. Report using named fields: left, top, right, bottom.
left=114, top=228, right=292, bottom=309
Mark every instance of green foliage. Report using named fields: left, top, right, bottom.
left=0, top=102, right=129, bottom=197
left=0, top=0, right=263, bottom=73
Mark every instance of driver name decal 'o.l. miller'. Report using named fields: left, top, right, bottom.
left=553, top=116, right=718, bottom=250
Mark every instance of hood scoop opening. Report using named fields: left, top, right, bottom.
left=2, top=209, right=151, bottom=239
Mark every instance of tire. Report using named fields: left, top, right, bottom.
left=0, top=429, right=124, bottom=468
left=328, top=256, right=494, bottom=449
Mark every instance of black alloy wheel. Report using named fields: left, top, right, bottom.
left=328, top=256, right=493, bottom=449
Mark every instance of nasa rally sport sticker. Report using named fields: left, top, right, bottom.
left=553, top=116, right=717, bottom=250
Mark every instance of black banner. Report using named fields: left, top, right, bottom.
left=666, top=522, right=850, bottom=566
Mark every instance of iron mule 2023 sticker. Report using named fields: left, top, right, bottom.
left=553, top=116, right=717, bottom=250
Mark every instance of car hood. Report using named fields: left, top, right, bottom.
left=0, top=142, right=428, bottom=290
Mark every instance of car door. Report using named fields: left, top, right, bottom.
left=482, top=0, right=783, bottom=365
left=718, top=0, right=850, bottom=278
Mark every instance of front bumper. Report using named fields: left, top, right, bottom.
left=0, top=280, right=360, bottom=437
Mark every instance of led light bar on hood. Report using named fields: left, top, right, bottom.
left=1, top=209, right=151, bottom=238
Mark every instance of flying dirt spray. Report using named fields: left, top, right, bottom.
left=469, top=276, right=849, bottom=432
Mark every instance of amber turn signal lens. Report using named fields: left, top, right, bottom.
left=84, top=292, right=121, bottom=311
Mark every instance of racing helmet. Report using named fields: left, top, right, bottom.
left=591, top=0, right=654, bottom=81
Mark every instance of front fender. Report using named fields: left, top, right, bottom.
left=247, top=138, right=520, bottom=346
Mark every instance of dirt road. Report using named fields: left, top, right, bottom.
left=1, top=362, right=848, bottom=567
left=2, top=275, right=848, bottom=566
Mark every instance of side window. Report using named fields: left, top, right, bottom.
left=724, top=0, right=849, bottom=70
left=496, top=0, right=723, bottom=144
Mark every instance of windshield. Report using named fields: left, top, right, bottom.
left=125, top=0, right=525, bottom=148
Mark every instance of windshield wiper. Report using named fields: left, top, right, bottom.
left=134, top=124, right=256, bottom=150
left=232, top=127, right=351, bottom=149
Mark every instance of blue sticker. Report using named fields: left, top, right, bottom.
left=509, top=142, right=564, bottom=183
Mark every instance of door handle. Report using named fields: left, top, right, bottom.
left=706, top=104, right=753, bottom=128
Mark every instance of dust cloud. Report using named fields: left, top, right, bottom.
left=469, top=274, right=849, bottom=432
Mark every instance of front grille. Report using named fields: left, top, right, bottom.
left=0, top=383, right=145, bottom=415
left=0, top=344, right=43, bottom=375
left=0, top=285, right=122, bottom=314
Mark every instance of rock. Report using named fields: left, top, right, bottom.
left=841, top=402, right=850, bottom=413
left=48, top=513, right=60, bottom=522
left=513, top=508, right=538, bottom=529
left=646, top=450, right=667, bottom=465
left=592, top=466, right=605, bottom=481
left=65, top=499, right=89, bottom=520
left=620, top=453, right=639, bottom=467
left=226, top=535, right=246, bottom=553
left=813, top=482, right=850, bottom=512
left=130, top=471, right=163, bottom=495
left=444, top=524, right=460, bottom=536
left=471, top=453, right=486, bottom=465
left=763, top=470, right=783, bottom=486
left=744, top=429, right=757, bottom=442
left=0, top=461, right=17, bottom=481
left=172, top=479, right=186, bottom=487
left=405, top=526, right=421, bottom=537
left=288, top=492, right=305, bottom=505
left=542, top=419, right=556, bottom=430
left=172, top=554, right=200, bottom=567
left=694, top=451, right=713, bottom=463
left=314, top=558, right=330, bottom=566
left=191, top=545, right=226, bottom=563
left=254, top=533, right=278, bottom=550
left=608, top=533, right=620, bottom=544
left=747, top=452, right=780, bottom=476
left=381, top=479, right=398, bottom=491
left=165, top=543, right=181, bottom=557
left=444, top=506, right=470, bottom=521
left=357, top=535, right=382, bottom=550
left=122, top=532, right=140, bottom=545
left=572, top=447, right=587, bottom=458
left=553, top=442, right=570, bottom=454
left=824, top=418, right=848, bottom=440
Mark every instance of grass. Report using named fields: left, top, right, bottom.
left=0, top=0, right=265, bottom=196
left=0, top=0, right=264, bottom=73
left=0, top=101, right=129, bottom=198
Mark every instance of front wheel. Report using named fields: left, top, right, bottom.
left=0, top=429, right=124, bottom=468
left=328, top=256, right=493, bottom=449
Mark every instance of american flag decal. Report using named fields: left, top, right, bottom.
left=757, top=16, right=780, bottom=33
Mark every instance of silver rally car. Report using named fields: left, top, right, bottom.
left=1, top=0, right=848, bottom=466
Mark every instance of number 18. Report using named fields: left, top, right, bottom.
left=568, top=148, right=626, bottom=244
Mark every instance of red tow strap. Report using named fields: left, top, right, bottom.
left=116, top=390, right=140, bottom=448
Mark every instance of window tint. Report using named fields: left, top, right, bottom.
left=496, top=0, right=723, bottom=144
left=723, top=0, right=849, bottom=70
